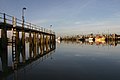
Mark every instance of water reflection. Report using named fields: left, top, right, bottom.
left=54, top=40, right=120, bottom=80
left=0, top=37, right=56, bottom=80
left=1, top=38, right=120, bottom=80
left=59, top=40, right=120, bottom=47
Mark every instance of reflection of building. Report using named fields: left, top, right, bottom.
left=56, top=37, right=61, bottom=43
left=73, top=39, right=119, bottom=47
left=95, top=36, right=105, bottom=43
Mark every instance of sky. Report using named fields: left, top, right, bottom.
left=0, top=0, right=120, bottom=36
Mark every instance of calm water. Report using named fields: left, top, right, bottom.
left=1, top=41, right=120, bottom=80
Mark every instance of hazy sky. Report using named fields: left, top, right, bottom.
left=0, top=0, right=120, bottom=36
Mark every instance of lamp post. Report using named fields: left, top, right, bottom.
left=50, top=25, right=52, bottom=34
left=50, top=25, right=52, bottom=44
left=22, top=7, right=26, bottom=63
left=22, top=7, right=26, bottom=28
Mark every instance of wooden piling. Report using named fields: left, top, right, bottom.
left=46, top=35, right=49, bottom=52
left=37, top=33, right=39, bottom=55
left=29, top=31, right=32, bottom=58
left=15, top=31, right=20, bottom=63
left=33, top=32, right=36, bottom=58
left=22, top=30, right=26, bottom=63
left=1, top=13, right=8, bottom=70
left=40, top=34, right=43, bottom=55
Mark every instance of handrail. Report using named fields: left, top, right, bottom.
left=0, top=12, right=55, bottom=35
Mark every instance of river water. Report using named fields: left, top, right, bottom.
left=1, top=40, right=120, bottom=80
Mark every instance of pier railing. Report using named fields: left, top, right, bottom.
left=0, top=12, right=55, bottom=34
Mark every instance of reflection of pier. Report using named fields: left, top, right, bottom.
left=0, top=12, right=56, bottom=79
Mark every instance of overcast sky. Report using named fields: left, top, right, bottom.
left=0, top=0, right=120, bottom=36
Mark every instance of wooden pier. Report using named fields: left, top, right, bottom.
left=0, top=12, right=56, bottom=73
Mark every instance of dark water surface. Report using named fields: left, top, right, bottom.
left=1, top=41, right=120, bottom=80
